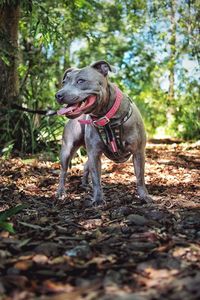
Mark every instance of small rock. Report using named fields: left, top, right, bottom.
left=65, top=241, right=92, bottom=259
left=111, top=206, right=132, bottom=219
left=126, top=214, right=148, bottom=226
left=34, top=242, right=59, bottom=256
left=128, top=241, right=157, bottom=251
left=147, top=210, right=165, bottom=221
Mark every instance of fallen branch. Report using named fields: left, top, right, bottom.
left=11, top=103, right=57, bottom=116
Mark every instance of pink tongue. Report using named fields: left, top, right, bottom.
left=57, top=103, right=79, bottom=115
left=86, top=95, right=96, bottom=107
left=57, top=95, right=96, bottom=116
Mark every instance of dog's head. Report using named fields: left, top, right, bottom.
left=56, top=60, right=114, bottom=118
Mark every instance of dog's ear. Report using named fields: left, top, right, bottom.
left=62, top=67, right=76, bottom=82
left=91, top=60, right=115, bottom=76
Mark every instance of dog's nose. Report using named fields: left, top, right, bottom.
left=55, top=92, right=64, bottom=103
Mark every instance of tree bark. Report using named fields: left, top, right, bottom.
left=168, top=0, right=176, bottom=102
left=0, top=1, right=20, bottom=107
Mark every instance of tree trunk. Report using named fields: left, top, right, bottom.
left=168, top=0, right=176, bottom=102
left=0, top=1, right=20, bottom=107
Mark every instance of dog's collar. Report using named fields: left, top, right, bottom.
left=79, top=85, right=123, bottom=127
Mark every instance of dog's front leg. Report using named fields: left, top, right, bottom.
left=133, top=150, right=152, bottom=204
left=56, top=142, right=76, bottom=199
left=56, top=119, right=84, bottom=199
left=87, top=151, right=103, bottom=205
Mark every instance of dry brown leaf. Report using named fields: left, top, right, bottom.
left=14, top=260, right=33, bottom=271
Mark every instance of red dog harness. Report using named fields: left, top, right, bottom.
left=79, top=86, right=133, bottom=162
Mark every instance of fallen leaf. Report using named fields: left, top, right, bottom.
left=32, top=254, right=49, bottom=264
left=14, top=260, right=33, bottom=271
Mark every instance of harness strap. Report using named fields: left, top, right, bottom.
left=79, top=85, right=132, bottom=156
left=104, top=123, right=118, bottom=153
left=96, top=103, right=133, bottom=158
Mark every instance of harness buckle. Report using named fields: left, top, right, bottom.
left=93, top=116, right=110, bottom=127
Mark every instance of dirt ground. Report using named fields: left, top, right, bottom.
left=0, top=140, right=200, bottom=300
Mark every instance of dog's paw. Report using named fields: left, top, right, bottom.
left=141, top=194, right=153, bottom=205
left=92, top=199, right=106, bottom=207
left=137, top=186, right=153, bottom=205
left=56, top=188, right=67, bottom=200
left=84, top=196, right=105, bottom=207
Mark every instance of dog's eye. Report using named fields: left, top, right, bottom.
left=77, top=79, right=85, bottom=84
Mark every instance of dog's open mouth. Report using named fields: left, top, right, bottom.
left=57, top=95, right=96, bottom=117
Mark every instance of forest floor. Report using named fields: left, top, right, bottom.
left=0, top=140, right=200, bottom=300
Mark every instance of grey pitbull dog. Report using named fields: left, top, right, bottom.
left=55, top=60, right=152, bottom=205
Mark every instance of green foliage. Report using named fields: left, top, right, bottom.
left=0, top=0, right=18, bottom=5
left=0, top=108, right=64, bottom=155
left=0, top=204, right=26, bottom=233
left=2, top=140, right=14, bottom=159
left=170, top=80, right=200, bottom=139
left=0, top=0, right=199, bottom=156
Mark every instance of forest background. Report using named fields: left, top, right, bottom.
left=0, top=0, right=199, bottom=157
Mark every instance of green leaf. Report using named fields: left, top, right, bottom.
left=0, top=222, right=15, bottom=234
left=0, top=204, right=27, bottom=222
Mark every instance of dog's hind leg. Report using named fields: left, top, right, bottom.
left=81, top=159, right=90, bottom=187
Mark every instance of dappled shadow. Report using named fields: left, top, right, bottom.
left=0, top=141, right=199, bottom=299
left=148, top=138, right=183, bottom=145
left=146, top=150, right=200, bottom=171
